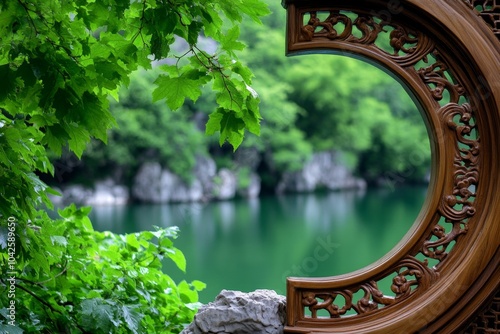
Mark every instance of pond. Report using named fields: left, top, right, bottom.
left=89, top=185, right=428, bottom=303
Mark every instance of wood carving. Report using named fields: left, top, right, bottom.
left=464, top=0, right=500, bottom=39
left=282, top=0, right=500, bottom=333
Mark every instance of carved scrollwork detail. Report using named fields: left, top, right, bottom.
left=301, top=11, right=353, bottom=41
left=352, top=15, right=384, bottom=44
left=354, top=281, right=394, bottom=314
left=302, top=290, right=353, bottom=318
left=417, top=53, right=466, bottom=103
left=439, top=103, right=479, bottom=215
left=392, top=257, right=438, bottom=296
left=421, top=102, right=479, bottom=262
left=299, top=11, right=435, bottom=67
left=390, top=25, right=418, bottom=54
left=301, top=257, right=438, bottom=318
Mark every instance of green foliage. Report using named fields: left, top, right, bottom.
left=0, top=0, right=269, bottom=332
left=83, top=69, right=206, bottom=182
left=0, top=206, right=204, bottom=333
left=0, top=0, right=268, bottom=216
left=282, top=55, right=431, bottom=181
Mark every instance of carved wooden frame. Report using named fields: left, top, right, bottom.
left=281, top=1, right=500, bottom=333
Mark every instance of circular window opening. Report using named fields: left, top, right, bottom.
left=276, top=53, right=432, bottom=278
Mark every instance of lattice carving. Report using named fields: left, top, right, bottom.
left=299, top=10, right=435, bottom=66
left=291, top=9, right=480, bottom=320
left=465, top=289, right=500, bottom=333
left=464, top=0, right=500, bottom=39
left=302, top=257, right=438, bottom=318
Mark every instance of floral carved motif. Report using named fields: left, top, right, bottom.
left=291, top=10, right=480, bottom=320
left=301, top=257, right=439, bottom=318
left=299, top=11, right=435, bottom=66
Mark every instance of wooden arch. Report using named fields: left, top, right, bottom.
left=281, top=1, right=500, bottom=333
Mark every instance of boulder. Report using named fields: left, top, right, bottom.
left=181, top=289, right=286, bottom=334
left=61, top=179, right=129, bottom=206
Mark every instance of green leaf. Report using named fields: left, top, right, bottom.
left=242, top=97, right=261, bottom=136
left=206, top=108, right=245, bottom=149
left=152, top=70, right=210, bottom=110
left=206, top=108, right=224, bottom=134
left=122, top=305, right=143, bottom=334
left=191, top=280, right=206, bottom=291
left=67, top=123, right=91, bottom=158
left=167, top=247, right=186, bottom=272
left=231, top=61, right=254, bottom=84
left=220, top=26, right=246, bottom=56
left=213, top=75, right=245, bottom=113
left=126, top=233, right=141, bottom=250
left=50, top=235, right=67, bottom=247
left=80, top=298, right=117, bottom=332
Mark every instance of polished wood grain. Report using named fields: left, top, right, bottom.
left=281, top=1, right=500, bottom=333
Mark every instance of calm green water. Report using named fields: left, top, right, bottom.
left=89, top=186, right=428, bottom=303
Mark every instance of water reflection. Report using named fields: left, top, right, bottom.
left=89, top=185, right=428, bottom=302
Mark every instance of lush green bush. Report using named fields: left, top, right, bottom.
left=1, top=206, right=203, bottom=333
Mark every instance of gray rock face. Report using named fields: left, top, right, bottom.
left=238, top=172, right=261, bottom=198
left=277, top=151, right=366, bottom=193
left=131, top=162, right=163, bottom=202
left=86, top=179, right=129, bottom=205
left=181, top=289, right=286, bottom=334
left=61, top=185, right=93, bottom=205
left=132, top=162, right=205, bottom=203
left=59, top=179, right=129, bottom=206
left=214, top=168, right=237, bottom=200
left=194, top=155, right=217, bottom=199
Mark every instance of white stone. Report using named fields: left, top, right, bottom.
left=181, top=289, right=286, bottom=334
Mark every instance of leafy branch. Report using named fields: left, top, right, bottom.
left=12, top=282, right=89, bottom=333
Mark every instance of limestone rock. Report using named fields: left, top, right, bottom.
left=86, top=180, right=129, bottom=205
left=132, top=162, right=163, bottom=202
left=214, top=168, right=237, bottom=200
left=194, top=155, right=217, bottom=200
left=237, top=172, right=261, bottom=198
left=162, top=169, right=203, bottom=203
left=181, top=289, right=286, bottom=334
left=277, top=151, right=366, bottom=193
left=61, top=185, right=93, bottom=205
left=132, top=162, right=204, bottom=203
